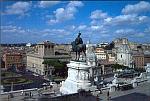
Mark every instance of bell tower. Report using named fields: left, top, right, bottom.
left=37, top=41, right=55, bottom=57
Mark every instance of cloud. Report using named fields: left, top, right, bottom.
left=138, top=16, right=150, bottom=23
left=88, top=2, right=150, bottom=30
left=106, top=14, right=138, bottom=25
left=122, top=1, right=150, bottom=15
left=90, top=10, right=109, bottom=26
left=69, top=25, right=76, bottom=30
left=38, top=1, right=60, bottom=8
left=136, top=33, right=145, bottom=37
left=88, top=5, right=150, bottom=43
left=90, top=25, right=103, bottom=31
left=90, top=10, right=108, bottom=19
left=114, top=28, right=147, bottom=39
left=77, top=25, right=87, bottom=30
left=1, top=25, right=26, bottom=34
left=4, top=2, right=31, bottom=16
left=1, top=25, right=73, bottom=43
left=64, top=25, right=76, bottom=31
left=104, top=17, right=112, bottom=23
left=47, top=1, right=83, bottom=25
left=144, top=27, right=150, bottom=33
left=67, top=1, right=83, bottom=7
left=104, top=14, right=150, bottom=26
left=115, top=29, right=135, bottom=34
left=1, top=25, right=71, bottom=37
left=41, top=28, right=71, bottom=37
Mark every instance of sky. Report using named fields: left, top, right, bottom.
left=1, top=1, right=150, bottom=44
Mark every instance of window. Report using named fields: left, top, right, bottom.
left=45, top=71, right=47, bottom=75
left=36, top=69, right=38, bottom=72
left=121, top=55, right=122, bottom=58
left=39, top=70, right=41, bottom=74
left=45, top=45, right=47, bottom=48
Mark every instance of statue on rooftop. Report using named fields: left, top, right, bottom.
left=71, top=32, right=86, bottom=60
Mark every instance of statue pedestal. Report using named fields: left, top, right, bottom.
left=60, top=61, right=95, bottom=94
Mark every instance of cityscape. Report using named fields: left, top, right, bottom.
left=1, top=1, right=150, bottom=101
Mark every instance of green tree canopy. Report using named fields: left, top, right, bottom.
left=134, top=68, right=146, bottom=73
left=111, top=64, right=129, bottom=70
left=42, top=59, right=66, bottom=69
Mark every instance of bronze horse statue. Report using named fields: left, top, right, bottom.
left=71, top=41, right=86, bottom=60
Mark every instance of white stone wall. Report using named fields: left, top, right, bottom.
left=95, top=53, right=107, bottom=60
left=60, top=61, right=93, bottom=94
left=116, top=45, right=133, bottom=68
left=27, top=55, right=44, bottom=75
left=117, top=53, right=131, bottom=66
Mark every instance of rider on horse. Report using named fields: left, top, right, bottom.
left=75, top=32, right=83, bottom=46
left=72, top=32, right=86, bottom=60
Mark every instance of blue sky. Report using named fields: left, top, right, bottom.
left=1, top=1, right=150, bottom=44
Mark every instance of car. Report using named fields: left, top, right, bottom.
left=49, top=82, right=57, bottom=86
left=42, top=83, right=48, bottom=86
left=33, top=73, right=39, bottom=76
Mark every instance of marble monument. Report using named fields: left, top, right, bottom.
left=60, top=45, right=97, bottom=94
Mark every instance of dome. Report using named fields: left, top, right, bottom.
left=26, top=43, right=31, bottom=47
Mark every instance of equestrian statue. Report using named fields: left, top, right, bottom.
left=71, top=32, right=86, bottom=60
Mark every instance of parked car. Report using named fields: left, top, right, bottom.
left=49, top=82, right=57, bottom=86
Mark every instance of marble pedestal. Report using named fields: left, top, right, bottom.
left=60, top=61, right=96, bottom=94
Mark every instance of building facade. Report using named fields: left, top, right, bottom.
left=95, top=47, right=107, bottom=60
left=2, top=53, right=24, bottom=70
left=132, top=52, right=145, bottom=69
left=106, top=50, right=116, bottom=62
left=144, top=51, right=150, bottom=65
left=27, top=41, right=71, bottom=76
left=114, top=38, right=128, bottom=48
left=116, top=40, right=133, bottom=68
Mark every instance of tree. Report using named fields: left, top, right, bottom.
left=134, top=68, right=146, bottom=73
left=111, top=64, right=128, bottom=71
left=43, top=59, right=63, bottom=69
left=42, top=59, right=68, bottom=77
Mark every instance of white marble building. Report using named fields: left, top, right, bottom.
left=116, top=43, right=133, bottom=68
left=145, top=63, right=150, bottom=81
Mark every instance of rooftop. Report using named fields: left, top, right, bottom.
left=37, top=41, right=55, bottom=45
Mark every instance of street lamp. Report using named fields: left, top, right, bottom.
left=22, top=85, right=25, bottom=95
left=9, top=82, right=14, bottom=98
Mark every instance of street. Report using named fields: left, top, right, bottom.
left=98, top=81, right=150, bottom=101
left=1, top=81, right=150, bottom=101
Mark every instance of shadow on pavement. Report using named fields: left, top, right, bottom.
left=111, top=92, right=150, bottom=101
